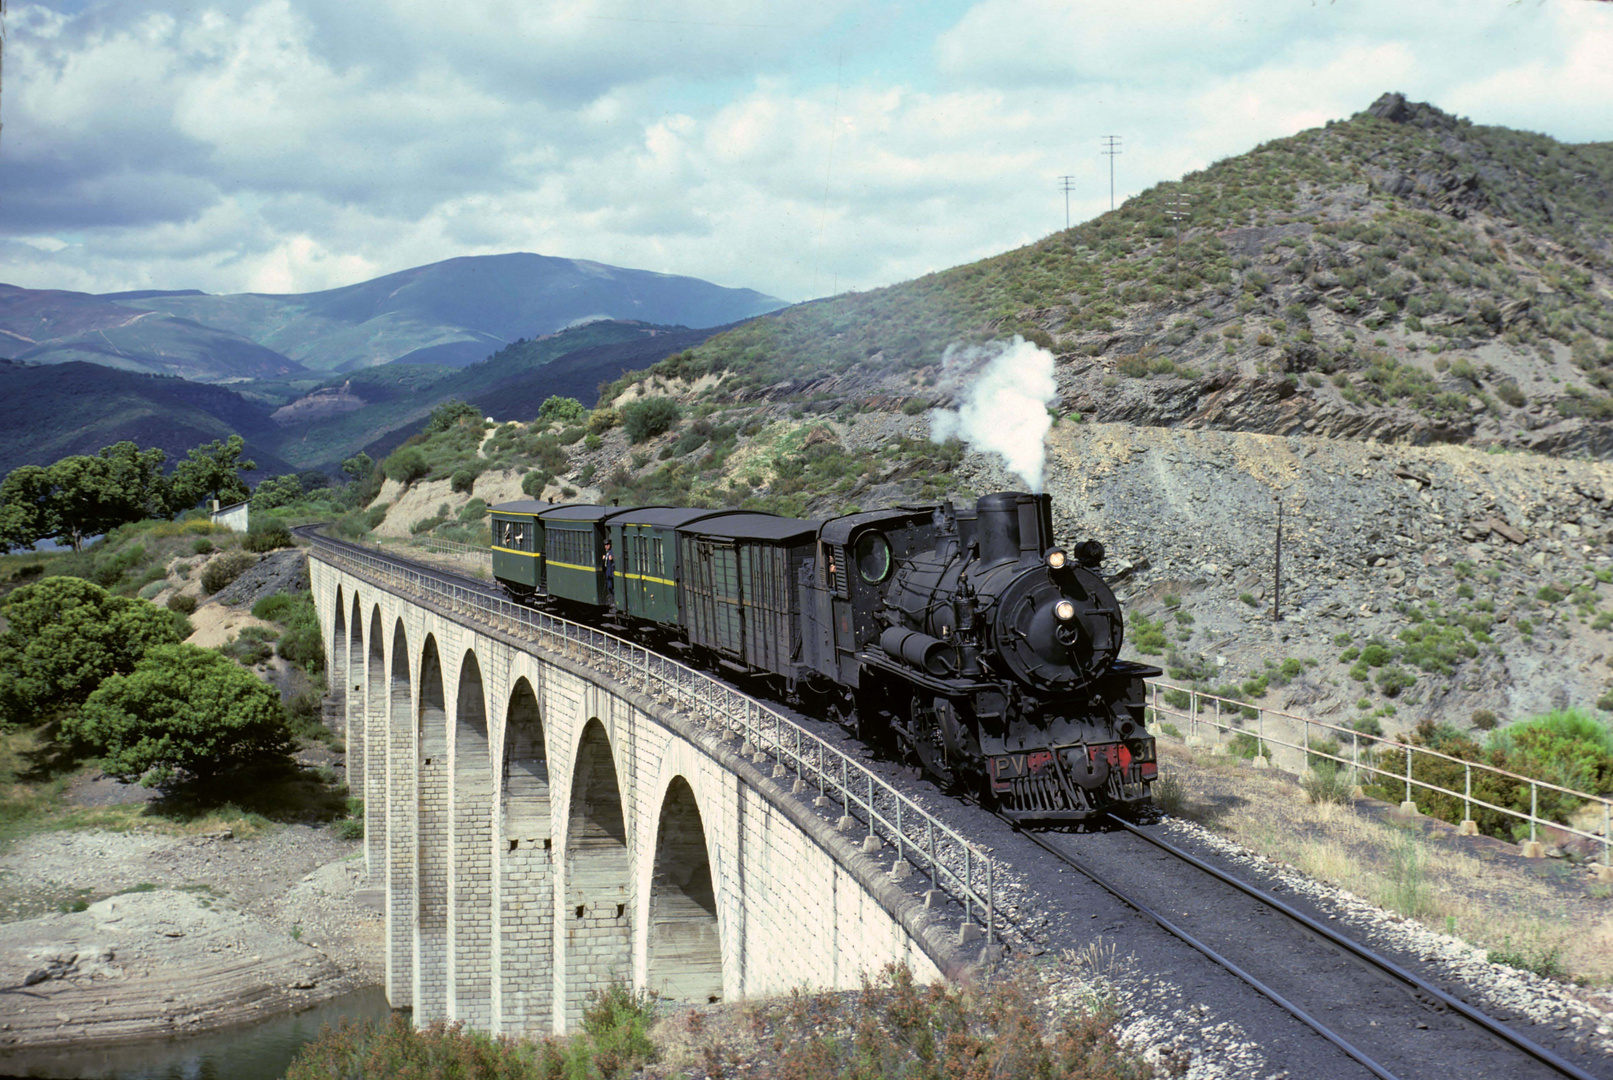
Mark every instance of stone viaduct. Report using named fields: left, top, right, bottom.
left=308, top=540, right=991, bottom=1036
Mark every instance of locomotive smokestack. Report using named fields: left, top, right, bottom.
left=975, top=492, right=1029, bottom=566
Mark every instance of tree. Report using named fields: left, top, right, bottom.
left=382, top=446, right=429, bottom=485
left=538, top=395, right=588, bottom=424
left=0, top=442, right=172, bottom=552
left=340, top=452, right=374, bottom=482
left=0, top=465, right=58, bottom=552
left=67, top=644, right=293, bottom=786
left=252, top=473, right=305, bottom=511
left=171, top=435, right=257, bottom=510
left=0, top=576, right=188, bottom=726
left=425, top=399, right=482, bottom=434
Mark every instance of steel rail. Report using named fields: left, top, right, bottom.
left=1010, top=822, right=1404, bottom=1080
left=1106, top=813, right=1603, bottom=1080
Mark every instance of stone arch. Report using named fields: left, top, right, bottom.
left=416, top=634, right=448, bottom=1021
left=365, top=606, right=386, bottom=880
left=647, top=776, right=722, bottom=1004
left=450, top=650, right=493, bottom=1026
left=330, top=590, right=346, bottom=723
left=347, top=596, right=365, bottom=831
left=498, top=676, right=551, bottom=1032
left=564, top=718, right=630, bottom=1028
left=386, top=619, right=414, bottom=1008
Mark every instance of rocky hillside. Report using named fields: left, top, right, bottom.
left=367, top=94, right=1613, bottom=737
left=617, top=92, right=1613, bottom=457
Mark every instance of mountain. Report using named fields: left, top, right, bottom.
left=0, top=284, right=305, bottom=382
left=0, top=319, right=727, bottom=476
left=269, top=320, right=729, bottom=469
left=0, top=253, right=783, bottom=384
left=630, top=92, right=1613, bottom=459
left=0, top=360, right=289, bottom=478
left=112, top=252, right=786, bottom=375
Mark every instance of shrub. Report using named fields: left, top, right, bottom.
left=449, top=469, right=477, bottom=494
left=538, top=395, right=588, bottom=424
left=221, top=626, right=277, bottom=666
left=65, top=644, right=293, bottom=787
left=425, top=399, right=482, bottom=434
left=252, top=592, right=324, bottom=676
left=0, top=576, right=189, bottom=726
left=1496, top=381, right=1527, bottom=407
left=587, top=408, right=618, bottom=433
left=621, top=397, right=682, bottom=442
left=521, top=471, right=549, bottom=498
left=243, top=522, right=294, bottom=553
left=1302, top=764, right=1354, bottom=805
left=1229, top=732, right=1266, bottom=759
left=192, top=537, right=215, bottom=556
left=382, top=446, right=429, bottom=485
left=201, top=550, right=257, bottom=594
left=166, top=593, right=198, bottom=615
left=1471, top=708, right=1499, bottom=730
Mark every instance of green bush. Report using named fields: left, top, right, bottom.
left=1229, top=732, right=1266, bottom=759
left=521, top=470, right=549, bottom=498
left=65, top=644, right=293, bottom=787
left=1302, top=764, right=1354, bottom=805
left=0, top=576, right=189, bottom=727
left=253, top=592, right=325, bottom=676
left=243, top=522, right=294, bottom=553
left=620, top=397, right=682, bottom=443
left=166, top=593, right=198, bottom=615
left=538, top=395, right=588, bottom=424
left=449, top=469, right=477, bottom=494
left=382, top=446, right=429, bottom=485
left=200, top=550, right=257, bottom=594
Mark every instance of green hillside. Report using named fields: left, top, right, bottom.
left=615, top=93, right=1613, bottom=453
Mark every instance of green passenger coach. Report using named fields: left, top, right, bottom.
left=490, top=500, right=548, bottom=595
left=535, top=504, right=620, bottom=606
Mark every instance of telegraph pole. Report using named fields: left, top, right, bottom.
left=1058, top=175, right=1077, bottom=230
left=1100, top=135, right=1122, bottom=211
left=1272, top=495, right=1284, bottom=622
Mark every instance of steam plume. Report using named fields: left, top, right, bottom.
left=927, top=336, right=1057, bottom=492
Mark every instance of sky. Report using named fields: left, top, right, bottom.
left=2, top=0, right=1610, bottom=304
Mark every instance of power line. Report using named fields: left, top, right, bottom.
left=1058, top=175, right=1077, bottom=231
left=1100, top=135, right=1122, bottom=211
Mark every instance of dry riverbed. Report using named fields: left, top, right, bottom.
left=0, top=802, right=380, bottom=1050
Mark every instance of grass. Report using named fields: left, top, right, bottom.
left=1160, top=743, right=1613, bottom=984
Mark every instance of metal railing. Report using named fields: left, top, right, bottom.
left=307, top=532, right=996, bottom=942
left=1148, top=679, right=1613, bottom=866
left=399, top=536, right=490, bottom=559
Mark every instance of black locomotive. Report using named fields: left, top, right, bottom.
left=489, top=491, right=1159, bottom=822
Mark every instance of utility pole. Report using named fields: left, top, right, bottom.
left=1165, top=191, right=1192, bottom=272
left=1058, top=175, right=1077, bottom=230
left=1272, top=495, right=1284, bottom=622
left=1100, top=135, right=1122, bottom=211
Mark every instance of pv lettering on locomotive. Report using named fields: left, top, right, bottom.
left=489, top=491, right=1159, bottom=824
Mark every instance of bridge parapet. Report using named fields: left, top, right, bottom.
left=306, top=532, right=995, bottom=1036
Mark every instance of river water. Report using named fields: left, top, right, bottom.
left=0, top=987, right=392, bottom=1080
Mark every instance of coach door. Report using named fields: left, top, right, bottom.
left=690, top=537, right=744, bottom=657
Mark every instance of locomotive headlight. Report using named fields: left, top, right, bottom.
left=1046, top=549, right=1068, bottom=570
left=1054, top=599, right=1076, bottom=621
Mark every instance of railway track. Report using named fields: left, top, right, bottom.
left=1014, top=814, right=1606, bottom=1080
left=301, top=527, right=1610, bottom=1077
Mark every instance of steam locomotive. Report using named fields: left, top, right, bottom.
left=489, top=492, right=1158, bottom=822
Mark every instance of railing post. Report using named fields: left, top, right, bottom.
left=1464, top=765, right=1472, bottom=824
left=867, top=774, right=875, bottom=838
left=1404, top=743, right=1412, bottom=804
left=1531, top=783, right=1538, bottom=844
left=986, top=857, right=995, bottom=944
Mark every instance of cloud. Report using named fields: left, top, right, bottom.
left=0, top=0, right=1607, bottom=304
